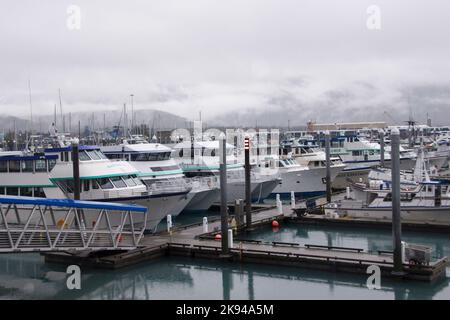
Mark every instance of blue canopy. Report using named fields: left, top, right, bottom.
left=0, top=196, right=147, bottom=213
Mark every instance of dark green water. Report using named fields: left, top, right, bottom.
left=0, top=217, right=449, bottom=300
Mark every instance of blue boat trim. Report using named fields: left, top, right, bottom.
left=44, top=145, right=100, bottom=153
left=0, top=195, right=147, bottom=213
left=0, top=154, right=58, bottom=161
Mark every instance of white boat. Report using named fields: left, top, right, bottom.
left=257, top=154, right=331, bottom=199
left=172, top=140, right=280, bottom=203
left=44, top=143, right=187, bottom=231
left=281, top=135, right=346, bottom=194
left=327, top=134, right=416, bottom=188
left=326, top=180, right=450, bottom=223
left=0, top=148, right=149, bottom=229
left=101, top=140, right=219, bottom=213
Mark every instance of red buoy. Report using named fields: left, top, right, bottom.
left=214, top=234, right=222, bottom=241
left=272, top=220, right=279, bottom=228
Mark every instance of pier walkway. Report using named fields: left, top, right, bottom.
left=44, top=201, right=448, bottom=282
left=0, top=196, right=148, bottom=253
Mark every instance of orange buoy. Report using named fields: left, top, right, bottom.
left=214, top=234, right=222, bottom=241
left=272, top=220, right=279, bottom=228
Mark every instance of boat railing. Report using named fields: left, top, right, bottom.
left=146, top=179, right=192, bottom=195
left=185, top=176, right=219, bottom=190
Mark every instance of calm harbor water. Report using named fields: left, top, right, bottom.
left=0, top=218, right=449, bottom=300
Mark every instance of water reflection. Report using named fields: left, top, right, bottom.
left=0, top=223, right=449, bottom=299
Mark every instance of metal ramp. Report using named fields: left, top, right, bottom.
left=0, top=196, right=147, bottom=253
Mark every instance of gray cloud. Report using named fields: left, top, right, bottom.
left=0, top=0, right=450, bottom=125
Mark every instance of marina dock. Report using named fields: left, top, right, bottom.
left=43, top=200, right=449, bottom=283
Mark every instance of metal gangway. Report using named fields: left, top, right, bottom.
left=0, top=196, right=147, bottom=253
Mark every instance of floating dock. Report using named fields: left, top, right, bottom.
left=44, top=200, right=449, bottom=283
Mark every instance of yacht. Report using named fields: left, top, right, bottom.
left=256, top=154, right=332, bottom=199
left=322, top=133, right=416, bottom=188
left=281, top=135, right=346, bottom=190
left=172, top=140, right=280, bottom=203
left=101, top=140, right=220, bottom=213
left=325, top=180, right=450, bottom=223
left=44, top=142, right=190, bottom=231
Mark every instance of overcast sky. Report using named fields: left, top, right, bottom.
left=1, top=0, right=450, bottom=125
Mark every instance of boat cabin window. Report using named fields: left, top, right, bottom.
left=35, top=159, right=47, bottom=172
left=86, top=150, right=101, bottom=160
left=21, top=187, right=33, bottom=197
left=83, top=180, right=90, bottom=192
left=9, top=160, right=20, bottom=172
left=110, top=176, right=127, bottom=188
left=106, top=153, right=124, bottom=160
left=131, top=152, right=171, bottom=161
left=79, top=151, right=91, bottom=161
left=6, top=187, right=19, bottom=196
left=383, top=193, right=416, bottom=202
left=0, top=161, right=7, bottom=172
left=151, top=165, right=180, bottom=172
left=97, top=178, right=114, bottom=190
left=48, top=159, right=57, bottom=171
left=123, top=175, right=137, bottom=187
left=34, top=187, right=45, bottom=197
left=22, top=160, right=34, bottom=173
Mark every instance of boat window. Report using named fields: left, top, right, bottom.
left=48, top=159, right=57, bottom=171
left=6, top=187, right=19, bottom=196
left=33, top=187, right=45, bottom=198
left=79, top=151, right=91, bottom=161
left=106, top=153, right=123, bottom=160
left=151, top=165, right=180, bottom=172
left=86, top=150, right=101, bottom=160
left=131, top=152, right=171, bottom=161
left=63, top=180, right=74, bottom=193
left=123, top=175, right=137, bottom=187
left=91, top=179, right=100, bottom=190
left=64, top=152, right=69, bottom=162
left=35, top=159, right=47, bottom=172
left=20, top=187, right=33, bottom=197
left=0, top=187, right=4, bottom=195
left=9, top=160, right=20, bottom=172
left=0, top=161, right=7, bottom=172
left=110, top=176, right=127, bottom=188
left=94, top=150, right=108, bottom=160
left=83, top=180, right=90, bottom=192
left=97, top=178, right=114, bottom=190
left=22, top=160, right=34, bottom=172
left=132, top=176, right=143, bottom=186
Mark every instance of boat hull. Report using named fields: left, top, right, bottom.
left=184, top=188, right=220, bottom=212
